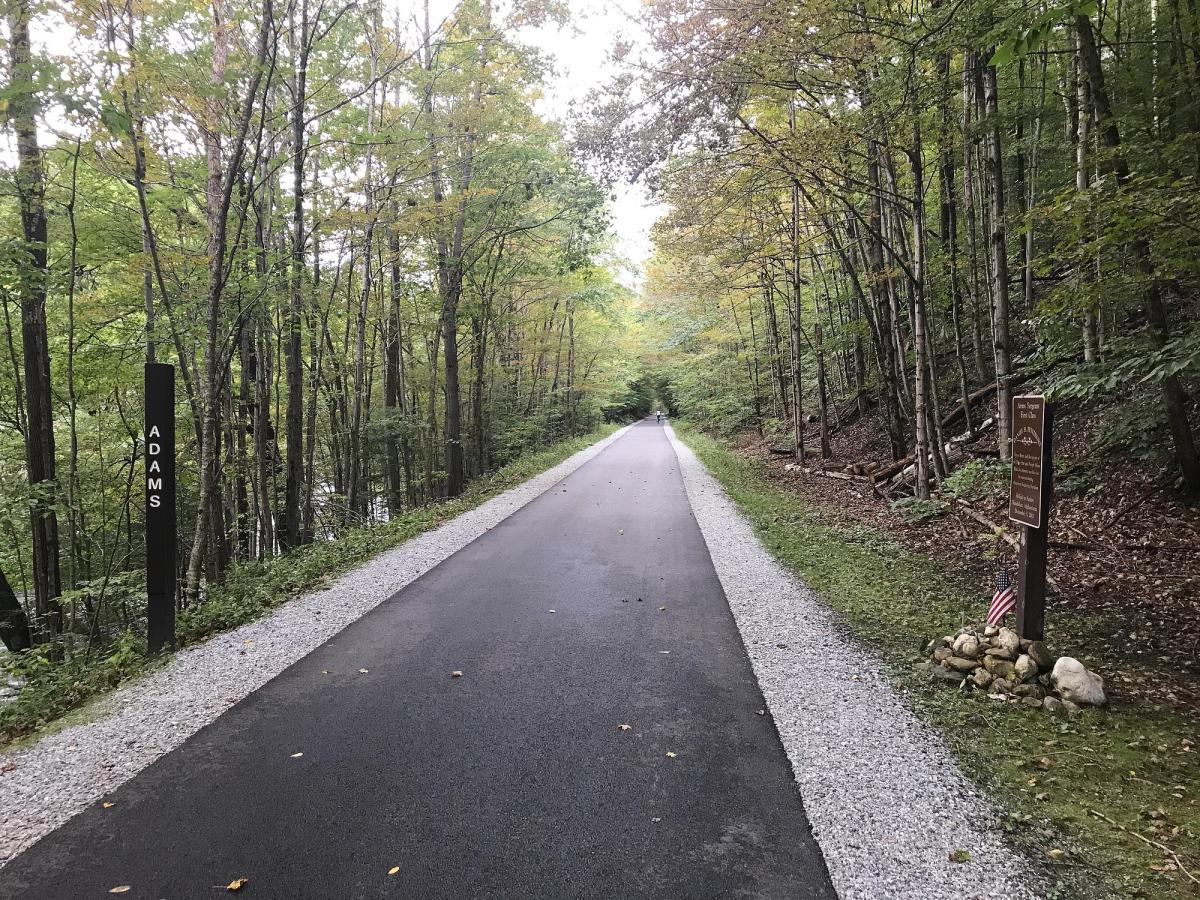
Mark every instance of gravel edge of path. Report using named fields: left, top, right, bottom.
left=665, top=425, right=1043, bottom=900
left=0, top=425, right=631, bottom=866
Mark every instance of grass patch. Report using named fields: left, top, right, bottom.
left=677, top=424, right=1199, bottom=900
left=1, top=424, right=619, bottom=749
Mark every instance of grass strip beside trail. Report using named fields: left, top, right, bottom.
left=1, top=425, right=619, bottom=749
left=677, top=424, right=1199, bottom=900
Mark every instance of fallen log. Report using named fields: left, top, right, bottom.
left=872, top=455, right=914, bottom=482
left=802, top=467, right=868, bottom=482
left=770, top=446, right=823, bottom=458
left=950, top=416, right=995, bottom=445
left=940, top=369, right=1037, bottom=431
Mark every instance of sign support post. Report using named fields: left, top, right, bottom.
left=1008, top=395, right=1053, bottom=641
left=145, top=363, right=176, bottom=654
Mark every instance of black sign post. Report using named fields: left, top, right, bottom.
left=145, top=363, right=176, bottom=654
left=1008, top=395, right=1053, bottom=641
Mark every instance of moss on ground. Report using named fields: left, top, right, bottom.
left=1, top=425, right=618, bottom=749
left=678, top=424, right=1199, bottom=900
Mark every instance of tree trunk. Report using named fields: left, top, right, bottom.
left=982, top=58, right=1014, bottom=461
left=385, top=221, right=407, bottom=515
left=281, top=0, right=308, bottom=549
left=761, top=273, right=790, bottom=421
left=186, top=0, right=272, bottom=599
left=961, top=52, right=990, bottom=381
left=7, top=0, right=62, bottom=638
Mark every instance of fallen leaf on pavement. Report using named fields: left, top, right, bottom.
left=948, top=849, right=970, bottom=863
left=658, top=606, right=666, bottom=612
left=102, top=801, right=115, bottom=808
left=358, top=668, right=369, bottom=674
left=388, top=866, right=400, bottom=876
left=618, top=724, right=631, bottom=731
left=290, top=752, right=303, bottom=758
left=451, top=671, right=463, bottom=678
left=665, top=751, right=677, bottom=759
left=227, top=876, right=249, bottom=891
left=548, top=609, right=556, bottom=614
left=1047, top=849, right=1066, bottom=861
left=109, top=887, right=130, bottom=894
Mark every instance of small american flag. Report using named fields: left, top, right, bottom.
left=987, top=565, right=1016, bottom=626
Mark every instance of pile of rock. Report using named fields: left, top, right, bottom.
left=921, top=625, right=1106, bottom=715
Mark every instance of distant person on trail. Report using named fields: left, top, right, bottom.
left=655, top=410, right=663, bottom=423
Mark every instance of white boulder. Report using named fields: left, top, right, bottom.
left=1051, top=657, right=1106, bottom=706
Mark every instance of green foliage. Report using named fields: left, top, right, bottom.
left=940, top=459, right=1010, bottom=502
left=1047, top=329, right=1200, bottom=404
left=890, top=496, right=949, bottom=523
left=990, top=1, right=1098, bottom=67
left=1, top=632, right=145, bottom=744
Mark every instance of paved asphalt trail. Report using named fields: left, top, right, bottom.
left=4, top=422, right=835, bottom=899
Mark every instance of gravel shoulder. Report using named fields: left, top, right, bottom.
left=0, top=425, right=629, bottom=866
left=666, top=424, right=1043, bottom=900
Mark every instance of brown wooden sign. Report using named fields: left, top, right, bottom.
left=1008, top=395, right=1047, bottom=529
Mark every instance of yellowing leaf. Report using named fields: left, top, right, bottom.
left=227, top=876, right=249, bottom=891
left=102, top=801, right=115, bottom=809
left=1047, top=849, right=1066, bottom=861
left=388, top=866, right=400, bottom=876
left=665, top=751, right=677, bottom=759
left=109, top=887, right=131, bottom=894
